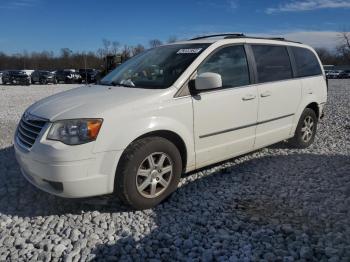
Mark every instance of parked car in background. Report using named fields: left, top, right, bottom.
left=338, top=70, right=350, bottom=79
left=56, top=70, right=82, bottom=83
left=31, top=70, right=57, bottom=84
left=79, top=69, right=101, bottom=83
left=2, top=70, right=30, bottom=85
left=327, top=70, right=342, bottom=79
left=22, top=70, right=35, bottom=77
left=15, top=34, right=327, bottom=209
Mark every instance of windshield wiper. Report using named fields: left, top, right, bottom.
left=99, top=81, right=113, bottom=86
left=111, top=79, right=136, bottom=88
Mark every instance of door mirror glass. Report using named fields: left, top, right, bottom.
left=193, top=72, right=222, bottom=92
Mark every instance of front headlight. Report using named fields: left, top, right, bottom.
left=47, top=119, right=103, bottom=145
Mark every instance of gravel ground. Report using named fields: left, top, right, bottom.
left=0, top=81, right=349, bottom=261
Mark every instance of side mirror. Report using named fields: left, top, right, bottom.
left=189, top=72, right=222, bottom=95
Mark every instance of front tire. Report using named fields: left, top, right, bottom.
left=289, top=108, right=318, bottom=148
left=115, top=137, right=182, bottom=209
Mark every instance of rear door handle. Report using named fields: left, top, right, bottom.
left=242, top=94, right=256, bottom=101
left=260, top=91, right=272, bottom=97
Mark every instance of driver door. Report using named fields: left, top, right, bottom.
left=192, top=45, right=258, bottom=168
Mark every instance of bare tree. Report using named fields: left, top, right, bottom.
left=337, top=29, right=350, bottom=63
left=149, top=39, right=163, bottom=48
left=60, top=48, right=73, bottom=58
left=131, top=44, right=145, bottom=56
left=167, top=36, right=178, bottom=43
left=111, top=41, right=120, bottom=55
left=338, top=30, right=350, bottom=51
left=102, top=39, right=111, bottom=55
left=121, top=45, right=131, bottom=61
left=96, top=48, right=105, bottom=59
left=315, top=48, right=338, bottom=65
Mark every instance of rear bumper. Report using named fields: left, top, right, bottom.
left=14, top=141, right=123, bottom=198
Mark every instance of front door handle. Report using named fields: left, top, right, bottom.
left=242, top=94, right=256, bottom=101
left=260, top=91, right=272, bottom=97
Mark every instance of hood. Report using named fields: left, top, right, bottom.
left=26, top=85, right=170, bottom=121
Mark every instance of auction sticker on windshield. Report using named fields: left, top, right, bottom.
left=177, top=48, right=203, bottom=54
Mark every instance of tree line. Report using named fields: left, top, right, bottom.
left=0, top=33, right=349, bottom=71
left=0, top=37, right=176, bottom=71
left=315, top=31, right=350, bottom=66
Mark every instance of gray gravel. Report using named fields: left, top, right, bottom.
left=0, top=81, right=349, bottom=261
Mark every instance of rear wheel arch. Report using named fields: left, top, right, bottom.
left=305, top=102, right=319, bottom=119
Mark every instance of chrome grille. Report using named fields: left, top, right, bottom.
left=16, top=114, right=47, bottom=150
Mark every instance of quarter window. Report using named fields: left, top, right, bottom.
left=197, top=45, right=250, bottom=88
left=291, top=47, right=322, bottom=77
left=252, top=45, right=293, bottom=83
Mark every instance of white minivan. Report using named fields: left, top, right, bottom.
left=14, top=34, right=327, bottom=209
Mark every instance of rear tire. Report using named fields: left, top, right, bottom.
left=289, top=108, right=318, bottom=148
left=115, top=137, right=182, bottom=210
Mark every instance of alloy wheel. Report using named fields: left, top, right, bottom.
left=136, top=152, right=173, bottom=198
left=301, top=115, right=314, bottom=143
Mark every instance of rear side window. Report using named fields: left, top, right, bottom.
left=251, top=45, right=292, bottom=83
left=197, top=45, right=250, bottom=88
left=291, top=47, right=322, bottom=77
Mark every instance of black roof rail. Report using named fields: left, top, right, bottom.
left=189, top=33, right=302, bottom=44
left=224, top=35, right=301, bottom=43
left=190, top=33, right=245, bottom=40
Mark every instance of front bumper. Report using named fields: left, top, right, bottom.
left=14, top=137, right=122, bottom=198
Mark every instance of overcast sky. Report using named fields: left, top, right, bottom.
left=0, top=0, right=349, bottom=54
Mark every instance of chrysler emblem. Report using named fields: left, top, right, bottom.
left=22, top=112, right=45, bottom=122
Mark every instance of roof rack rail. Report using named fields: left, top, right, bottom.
left=238, top=36, right=301, bottom=44
left=190, top=33, right=245, bottom=40
left=189, top=33, right=302, bottom=44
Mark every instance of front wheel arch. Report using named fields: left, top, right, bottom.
left=126, top=130, right=187, bottom=173
left=114, top=136, right=183, bottom=209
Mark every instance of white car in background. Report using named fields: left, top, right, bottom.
left=21, top=70, right=35, bottom=83
left=14, top=34, right=327, bottom=209
left=21, top=70, right=35, bottom=76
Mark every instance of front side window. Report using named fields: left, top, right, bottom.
left=291, top=47, right=322, bottom=77
left=101, top=44, right=210, bottom=89
left=252, top=45, right=293, bottom=83
left=197, top=45, right=250, bottom=88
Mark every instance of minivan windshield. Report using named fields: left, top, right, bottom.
left=100, top=43, right=210, bottom=89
